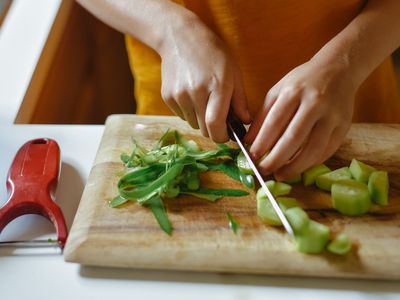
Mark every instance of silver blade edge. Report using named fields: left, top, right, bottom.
left=228, top=125, right=294, bottom=237
left=0, top=240, right=61, bottom=248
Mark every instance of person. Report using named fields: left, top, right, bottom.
left=78, top=0, right=400, bottom=180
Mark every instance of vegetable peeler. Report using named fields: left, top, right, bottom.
left=0, top=138, right=68, bottom=249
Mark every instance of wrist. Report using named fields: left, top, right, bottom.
left=157, top=7, right=218, bottom=57
left=156, top=7, right=198, bottom=54
left=310, top=48, right=361, bottom=93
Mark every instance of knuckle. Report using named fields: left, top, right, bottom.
left=161, top=87, right=173, bottom=102
left=211, top=73, right=232, bottom=92
left=188, top=82, right=208, bottom=97
left=306, top=92, right=323, bottom=108
left=172, top=89, right=187, bottom=101
left=259, top=159, right=274, bottom=174
left=284, top=131, right=298, bottom=145
left=266, top=88, right=277, bottom=102
left=280, top=84, right=302, bottom=99
left=205, top=112, right=220, bottom=129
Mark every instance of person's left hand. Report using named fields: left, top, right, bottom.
left=244, top=57, right=357, bottom=180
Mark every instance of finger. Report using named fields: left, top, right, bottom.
left=244, top=87, right=278, bottom=144
left=205, top=85, right=233, bottom=143
left=231, top=70, right=252, bottom=124
left=248, top=89, right=300, bottom=161
left=257, top=102, right=320, bottom=174
left=161, top=91, right=185, bottom=120
left=189, top=89, right=209, bottom=137
left=176, top=92, right=199, bottom=129
left=317, top=125, right=349, bottom=163
left=274, top=120, right=334, bottom=180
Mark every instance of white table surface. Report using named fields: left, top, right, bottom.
left=1, top=125, right=400, bottom=300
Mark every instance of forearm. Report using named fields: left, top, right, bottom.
left=312, top=0, right=400, bottom=88
left=77, top=0, right=195, bottom=53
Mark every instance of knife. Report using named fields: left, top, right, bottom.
left=227, top=113, right=295, bottom=237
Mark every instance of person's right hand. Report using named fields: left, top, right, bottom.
left=159, top=14, right=252, bottom=142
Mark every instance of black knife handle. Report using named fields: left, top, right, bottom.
left=227, top=109, right=246, bottom=141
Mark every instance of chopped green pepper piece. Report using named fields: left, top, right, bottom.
left=184, top=171, right=200, bottom=190
left=259, top=180, right=292, bottom=198
left=315, top=167, right=352, bottom=192
left=349, top=159, right=376, bottom=183
left=285, top=207, right=310, bottom=235
left=303, top=164, right=331, bottom=186
left=368, top=171, right=389, bottom=206
left=273, top=181, right=292, bottom=196
left=276, top=197, right=299, bottom=210
left=239, top=172, right=255, bottom=189
left=295, top=220, right=330, bottom=254
left=283, top=174, right=302, bottom=184
left=257, top=194, right=298, bottom=226
left=331, top=179, right=371, bottom=216
left=327, top=233, right=352, bottom=255
left=236, top=151, right=254, bottom=175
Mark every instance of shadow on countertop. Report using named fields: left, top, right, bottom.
left=79, top=265, right=400, bottom=294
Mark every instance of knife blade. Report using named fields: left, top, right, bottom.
left=226, top=117, right=294, bottom=237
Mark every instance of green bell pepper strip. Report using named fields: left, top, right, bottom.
left=204, top=161, right=241, bottom=182
left=217, top=143, right=230, bottom=150
left=118, top=164, right=165, bottom=187
left=188, top=148, right=240, bottom=161
left=181, top=187, right=249, bottom=202
left=109, top=195, right=129, bottom=208
left=181, top=192, right=222, bottom=202
left=226, top=211, right=239, bottom=234
left=145, top=194, right=173, bottom=235
left=183, top=187, right=249, bottom=197
left=119, top=163, right=185, bottom=202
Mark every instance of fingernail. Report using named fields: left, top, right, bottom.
left=249, top=149, right=259, bottom=161
left=259, top=167, right=271, bottom=177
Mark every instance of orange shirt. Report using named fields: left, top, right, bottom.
left=125, top=0, right=400, bottom=122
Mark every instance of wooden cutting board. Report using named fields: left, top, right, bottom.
left=64, top=115, right=400, bottom=280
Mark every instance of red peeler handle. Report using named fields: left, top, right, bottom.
left=0, top=138, right=68, bottom=249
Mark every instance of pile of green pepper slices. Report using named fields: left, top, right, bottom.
left=110, top=129, right=251, bottom=235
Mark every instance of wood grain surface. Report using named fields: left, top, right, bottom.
left=64, top=115, right=400, bottom=280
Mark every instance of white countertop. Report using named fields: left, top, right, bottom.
left=1, top=126, right=400, bottom=300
